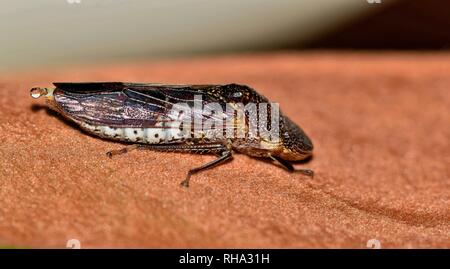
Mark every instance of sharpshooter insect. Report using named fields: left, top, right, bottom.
left=30, top=82, right=314, bottom=187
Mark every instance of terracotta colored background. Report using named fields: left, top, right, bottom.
left=0, top=52, right=449, bottom=248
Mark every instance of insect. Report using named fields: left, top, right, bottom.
left=30, top=82, right=314, bottom=187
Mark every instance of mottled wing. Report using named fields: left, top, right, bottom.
left=53, top=82, right=232, bottom=129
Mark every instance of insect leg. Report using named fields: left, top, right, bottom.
left=136, top=142, right=233, bottom=186
left=295, top=168, right=314, bottom=178
left=269, top=154, right=314, bottom=178
left=137, top=143, right=227, bottom=154
left=106, top=144, right=140, bottom=158
left=181, top=150, right=233, bottom=188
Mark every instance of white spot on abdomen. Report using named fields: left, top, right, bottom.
left=78, top=122, right=185, bottom=144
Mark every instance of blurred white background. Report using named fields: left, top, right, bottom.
left=1, top=0, right=387, bottom=71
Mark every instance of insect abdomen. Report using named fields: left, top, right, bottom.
left=80, top=123, right=186, bottom=144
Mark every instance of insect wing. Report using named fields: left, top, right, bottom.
left=53, top=83, right=231, bottom=133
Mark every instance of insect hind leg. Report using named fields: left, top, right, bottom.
left=181, top=150, right=233, bottom=187
left=106, top=144, right=140, bottom=158
left=137, top=142, right=233, bottom=187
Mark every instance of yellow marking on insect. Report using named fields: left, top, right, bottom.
left=260, top=139, right=281, bottom=150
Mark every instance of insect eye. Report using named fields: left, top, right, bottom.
left=232, top=92, right=242, bottom=98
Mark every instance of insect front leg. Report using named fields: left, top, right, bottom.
left=294, top=168, right=314, bottom=178
left=269, top=154, right=314, bottom=178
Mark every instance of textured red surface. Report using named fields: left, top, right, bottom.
left=0, top=52, right=449, bottom=248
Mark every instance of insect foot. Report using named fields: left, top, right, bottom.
left=296, top=169, right=314, bottom=178
left=180, top=173, right=192, bottom=188
left=106, top=145, right=139, bottom=158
